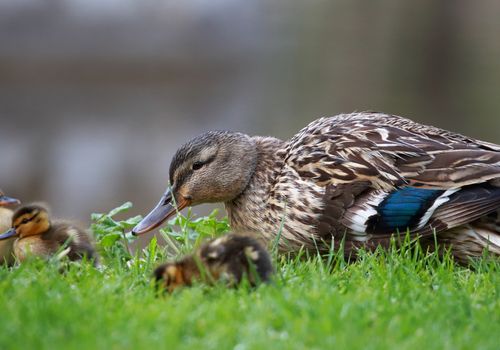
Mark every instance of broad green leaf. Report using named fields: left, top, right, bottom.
left=108, top=202, right=133, bottom=217
left=99, top=233, right=122, bottom=248
left=91, top=213, right=104, bottom=221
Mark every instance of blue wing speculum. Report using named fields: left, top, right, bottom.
left=358, top=185, right=500, bottom=235
left=370, top=187, right=445, bottom=232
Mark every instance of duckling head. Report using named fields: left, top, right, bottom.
left=0, top=189, right=20, bottom=207
left=0, top=204, right=50, bottom=240
left=154, top=261, right=191, bottom=293
left=133, top=131, right=257, bottom=235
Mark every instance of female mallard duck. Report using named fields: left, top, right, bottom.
left=0, top=204, right=97, bottom=264
left=132, top=112, right=500, bottom=263
left=0, top=190, right=20, bottom=265
left=154, top=233, right=273, bottom=292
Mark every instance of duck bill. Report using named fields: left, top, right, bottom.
left=0, top=195, right=20, bottom=207
left=0, top=228, right=17, bottom=240
left=132, top=189, right=190, bottom=236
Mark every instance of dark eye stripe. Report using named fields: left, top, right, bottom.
left=204, top=155, right=216, bottom=165
left=15, top=212, right=39, bottom=226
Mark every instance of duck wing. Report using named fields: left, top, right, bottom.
left=287, top=113, right=500, bottom=237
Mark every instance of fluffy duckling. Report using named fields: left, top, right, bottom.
left=0, top=204, right=97, bottom=264
left=0, top=190, right=20, bottom=265
left=154, top=233, right=273, bottom=292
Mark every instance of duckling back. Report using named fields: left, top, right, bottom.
left=46, top=221, right=96, bottom=262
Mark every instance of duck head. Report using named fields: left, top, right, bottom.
left=132, top=131, right=257, bottom=235
left=0, top=204, right=50, bottom=240
left=0, top=190, right=20, bottom=207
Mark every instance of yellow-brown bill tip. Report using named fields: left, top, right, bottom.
left=132, top=189, right=189, bottom=236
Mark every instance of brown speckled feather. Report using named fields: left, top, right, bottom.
left=286, top=114, right=500, bottom=189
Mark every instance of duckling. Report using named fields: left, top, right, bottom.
left=154, top=233, right=273, bottom=292
left=0, top=204, right=97, bottom=264
left=0, top=190, right=20, bottom=265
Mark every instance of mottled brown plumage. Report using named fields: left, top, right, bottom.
left=154, top=233, right=273, bottom=292
left=134, top=112, right=500, bottom=263
left=0, top=204, right=97, bottom=264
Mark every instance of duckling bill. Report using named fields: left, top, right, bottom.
left=0, top=193, right=20, bottom=207
left=0, top=204, right=97, bottom=264
left=154, top=234, right=273, bottom=292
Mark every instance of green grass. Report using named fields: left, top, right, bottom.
left=0, top=204, right=499, bottom=350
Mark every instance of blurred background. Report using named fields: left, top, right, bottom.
left=1, top=0, right=500, bottom=234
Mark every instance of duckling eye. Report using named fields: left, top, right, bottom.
left=21, top=218, right=29, bottom=224
left=192, top=161, right=204, bottom=171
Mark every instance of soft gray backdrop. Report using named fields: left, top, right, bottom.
left=1, top=1, right=499, bottom=234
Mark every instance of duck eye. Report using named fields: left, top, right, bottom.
left=192, top=161, right=204, bottom=171
left=21, top=218, right=29, bottom=224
